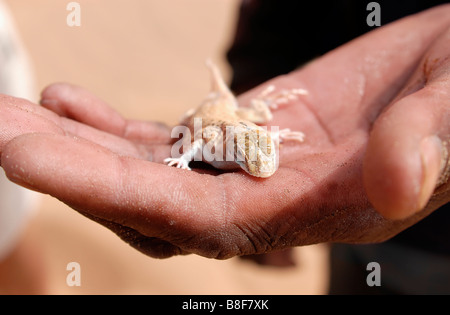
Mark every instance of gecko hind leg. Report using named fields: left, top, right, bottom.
left=236, top=85, right=309, bottom=124
left=260, top=85, right=309, bottom=110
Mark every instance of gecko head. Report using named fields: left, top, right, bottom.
left=235, top=127, right=278, bottom=178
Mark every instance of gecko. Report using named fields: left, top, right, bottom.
left=164, top=60, right=307, bottom=178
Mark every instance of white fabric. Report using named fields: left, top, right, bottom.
left=0, top=0, right=40, bottom=261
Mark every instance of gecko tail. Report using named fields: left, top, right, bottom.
left=205, top=59, right=234, bottom=97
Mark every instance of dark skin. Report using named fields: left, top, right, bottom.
left=0, top=6, right=449, bottom=259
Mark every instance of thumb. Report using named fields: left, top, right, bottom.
left=363, top=56, right=450, bottom=220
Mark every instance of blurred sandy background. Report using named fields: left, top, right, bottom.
left=4, top=0, right=328, bottom=294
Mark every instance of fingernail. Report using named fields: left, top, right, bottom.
left=418, top=136, right=443, bottom=210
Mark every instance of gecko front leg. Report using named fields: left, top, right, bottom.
left=164, top=138, right=204, bottom=171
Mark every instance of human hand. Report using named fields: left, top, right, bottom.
left=1, top=5, right=449, bottom=259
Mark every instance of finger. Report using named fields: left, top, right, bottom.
left=59, top=117, right=171, bottom=162
left=0, top=93, right=168, bottom=162
left=1, top=132, right=230, bottom=256
left=40, top=83, right=171, bottom=144
left=364, top=32, right=450, bottom=220
left=0, top=94, right=64, bottom=152
left=40, top=83, right=125, bottom=134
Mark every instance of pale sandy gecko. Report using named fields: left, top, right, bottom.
left=164, top=60, right=307, bottom=178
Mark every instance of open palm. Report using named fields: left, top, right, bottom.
left=1, top=6, right=449, bottom=259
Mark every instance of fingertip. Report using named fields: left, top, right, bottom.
left=40, top=82, right=77, bottom=115
left=363, top=128, right=422, bottom=220
left=364, top=117, right=444, bottom=221
left=1, top=133, right=40, bottom=190
left=40, top=82, right=73, bottom=102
